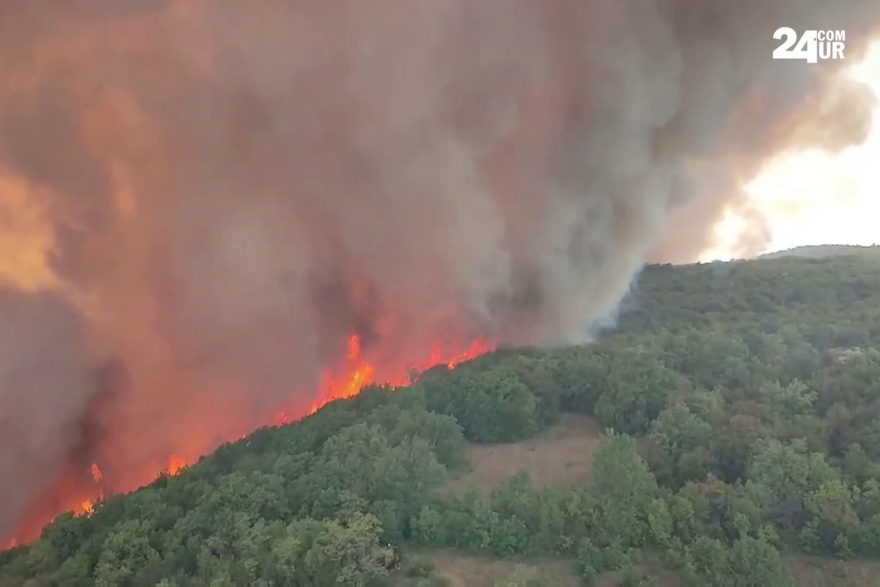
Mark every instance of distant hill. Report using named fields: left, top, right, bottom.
left=759, top=243, right=880, bottom=260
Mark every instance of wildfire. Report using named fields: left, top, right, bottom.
left=304, top=334, right=491, bottom=416
left=446, top=340, right=493, bottom=368
left=2, top=334, right=491, bottom=548
left=0, top=0, right=506, bottom=553
left=166, top=456, right=187, bottom=476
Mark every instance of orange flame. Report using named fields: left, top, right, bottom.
left=0, top=1, right=505, bottom=553
left=166, top=456, right=186, bottom=476
left=304, top=334, right=491, bottom=416
left=445, top=340, right=493, bottom=368
left=2, top=333, right=491, bottom=549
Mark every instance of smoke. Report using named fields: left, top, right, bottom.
left=1, top=0, right=879, bottom=540
left=0, top=290, right=97, bottom=535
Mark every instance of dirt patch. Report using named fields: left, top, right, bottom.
left=787, top=555, right=880, bottom=587
left=593, top=564, right=682, bottom=587
left=394, top=550, right=683, bottom=587
left=410, top=549, right=582, bottom=587
left=442, top=414, right=604, bottom=495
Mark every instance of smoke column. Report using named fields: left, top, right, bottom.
left=1, top=0, right=878, bottom=540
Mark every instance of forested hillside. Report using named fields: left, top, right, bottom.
left=759, top=245, right=880, bottom=260
left=3, top=255, right=880, bottom=587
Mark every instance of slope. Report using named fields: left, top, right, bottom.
left=2, top=253, right=880, bottom=587
left=759, top=245, right=880, bottom=260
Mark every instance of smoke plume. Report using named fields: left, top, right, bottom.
left=1, top=0, right=878, bottom=540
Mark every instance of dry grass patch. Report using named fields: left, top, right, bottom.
left=442, top=414, right=604, bottom=495
left=590, top=557, right=682, bottom=587
left=787, top=555, right=880, bottom=587
left=417, top=550, right=582, bottom=587
left=393, top=550, right=683, bottom=587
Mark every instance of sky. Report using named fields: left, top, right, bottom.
left=703, top=41, right=880, bottom=261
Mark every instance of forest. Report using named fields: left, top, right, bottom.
left=3, top=251, right=880, bottom=587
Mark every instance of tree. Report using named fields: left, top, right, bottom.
left=588, top=433, right=658, bottom=548
left=422, top=366, right=542, bottom=443
left=307, top=514, right=392, bottom=587
left=649, top=403, right=712, bottom=461
left=594, top=351, right=687, bottom=435
left=93, top=520, right=160, bottom=587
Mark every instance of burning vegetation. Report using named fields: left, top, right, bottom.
left=5, top=333, right=492, bottom=546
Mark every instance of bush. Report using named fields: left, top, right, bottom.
left=406, top=557, right=435, bottom=578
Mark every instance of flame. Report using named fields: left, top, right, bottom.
left=0, top=333, right=489, bottom=551
left=446, top=340, right=493, bottom=368
left=0, top=0, right=502, bottom=551
left=166, top=456, right=186, bottom=476
left=304, top=334, right=491, bottom=416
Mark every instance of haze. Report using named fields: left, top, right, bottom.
left=703, top=41, right=880, bottom=261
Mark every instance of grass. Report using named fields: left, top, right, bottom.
left=442, top=414, right=603, bottom=495
left=398, top=550, right=582, bottom=587
left=787, top=555, right=880, bottom=587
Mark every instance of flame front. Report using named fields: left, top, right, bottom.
left=166, top=456, right=187, bottom=477
left=306, top=334, right=491, bottom=416
left=4, top=333, right=491, bottom=546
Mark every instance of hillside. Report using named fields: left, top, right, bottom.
left=3, top=254, right=880, bottom=587
left=759, top=244, right=880, bottom=260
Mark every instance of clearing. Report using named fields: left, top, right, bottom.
left=395, top=550, right=582, bottom=587
left=787, top=555, right=880, bottom=586
left=442, top=413, right=604, bottom=495
left=393, top=550, right=682, bottom=587
left=398, top=553, right=880, bottom=587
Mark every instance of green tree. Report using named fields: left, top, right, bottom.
left=588, top=433, right=658, bottom=548
left=595, top=351, right=686, bottom=435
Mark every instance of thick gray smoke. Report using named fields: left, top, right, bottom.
left=1, top=0, right=878, bottom=541
left=0, top=291, right=96, bottom=536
